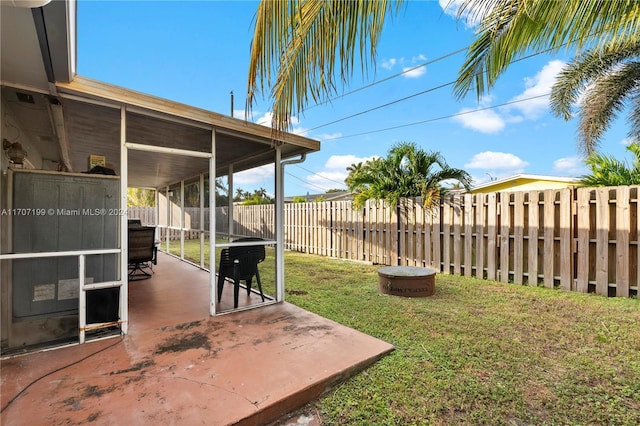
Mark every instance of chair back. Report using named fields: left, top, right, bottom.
left=128, top=226, right=156, bottom=263
left=227, top=237, right=265, bottom=279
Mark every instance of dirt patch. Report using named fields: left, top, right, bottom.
left=111, top=359, right=155, bottom=375
left=62, top=384, right=118, bottom=409
left=155, top=331, right=211, bottom=354
left=87, top=411, right=101, bottom=422
left=159, top=320, right=203, bottom=332
left=282, top=324, right=333, bottom=336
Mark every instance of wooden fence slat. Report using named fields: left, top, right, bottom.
left=442, top=198, right=452, bottom=274
left=576, top=188, right=590, bottom=292
left=500, top=193, right=511, bottom=283
left=432, top=203, right=441, bottom=271
left=543, top=190, right=555, bottom=288
left=486, top=193, right=497, bottom=281
left=616, top=187, right=630, bottom=297
left=513, top=192, right=525, bottom=284
left=559, top=188, right=572, bottom=291
left=595, top=188, right=609, bottom=295
left=475, top=193, right=485, bottom=280
left=453, top=196, right=462, bottom=276
left=528, top=191, right=539, bottom=286
left=464, top=194, right=474, bottom=277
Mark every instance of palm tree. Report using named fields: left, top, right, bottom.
left=345, top=142, right=472, bottom=209
left=453, top=0, right=640, bottom=100
left=579, top=142, right=640, bottom=187
left=246, top=0, right=405, bottom=132
left=549, top=36, right=640, bottom=156
left=246, top=0, right=639, bottom=132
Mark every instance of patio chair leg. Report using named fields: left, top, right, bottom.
left=217, top=273, right=225, bottom=302
left=255, top=269, right=265, bottom=302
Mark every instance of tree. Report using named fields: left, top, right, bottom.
left=247, top=0, right=405, bottom=131
left=453, top=0, right=640, bottom=100
left=247, top=0, right=639, bottom=132
left=234, top=187, right=274, bottom=205
left=579, top=142, right=640, bottom=187
left=127, top=188, right=155, bottom=207
left=549, top=36, right=640, bottom=155
left=345, top=142, right=472, bottom=209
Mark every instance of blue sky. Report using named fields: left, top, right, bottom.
left=77, top=0, right=634, bottom=196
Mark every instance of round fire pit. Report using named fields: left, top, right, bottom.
left=378, top=266, right=436, bottom=297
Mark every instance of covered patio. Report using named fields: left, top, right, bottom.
left=1, top=1, right=394, bottom=423
left=1, top=252, right=394, bottom=425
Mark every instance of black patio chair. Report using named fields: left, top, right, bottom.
left=128, top=226, right=157, bottom=280
left=217, top=237, right=266, bottom=308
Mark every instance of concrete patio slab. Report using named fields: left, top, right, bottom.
left=1, top=253, right=394, bottom=425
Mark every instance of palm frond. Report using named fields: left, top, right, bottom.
left=455, top=0, right=640, bottom=100
left=247, top=0, right=404, bottom=132
left=577, top=61, right=640, bottom=155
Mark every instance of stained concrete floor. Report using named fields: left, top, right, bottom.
left=1, top=252, right=394, bottom=425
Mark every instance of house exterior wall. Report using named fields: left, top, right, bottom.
left=472, top=178, right=578, bottom=193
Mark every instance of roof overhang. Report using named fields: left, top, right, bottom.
left=1, top=1, right=320, bottom=189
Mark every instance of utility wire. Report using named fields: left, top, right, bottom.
left=306, top=81, right=455, bottom=132
left=285, top=171, right=334, bottom=193
left=330, top=93, right=550, bottom=140
left=299, top=45, right=568, bottom=136
left=302, top=46, right=469, bottom=112
left=294, top=164, right=349, bottom=187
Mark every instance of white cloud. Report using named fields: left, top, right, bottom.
left=254, top=111, right=308, bottom=135
left=299, top=154, right=376, bottom=193
left=621, top=137, right=635, bottom=146
left=439, top=0, right=491, bottom=27
left=465, top=151, right=529, bottom=170
left=381, top=58, right=397, bottom=70
left=452, top=108, right=505, bottom=133
left=234, top=164, right=273, bottom=185
left=316, top=132, right=342, bottom=141
left=509, top=60, right=566, bottom=119
left=452, top=60, right=566, bottom=134
left=553, top=156, right=586, bottom=176
left=382, top=55, right=427, bottom=78
left=402, top=66, right=426, bottom=78
left=325, top=154, right=376, bottom=170
left=306, top=171, right=349, bottom=192
left=255, top=111, right=272, bottom=126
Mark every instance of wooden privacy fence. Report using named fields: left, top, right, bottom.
left=127, top=186, right=640, bottom=298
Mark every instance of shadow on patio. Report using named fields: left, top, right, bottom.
left=0, top=252, right=394, bottom=425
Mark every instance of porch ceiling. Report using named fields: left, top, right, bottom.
left=1, top=1, right=319, bottom=190
left=2, top=79, right=320, bottom=189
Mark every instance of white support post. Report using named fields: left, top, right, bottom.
left=155, top=188, right=159, bottom=226
left=180, top=179, right=185, bottom=260
left=228, top=164, right=233, bottom=239
left=165, top=186, right=170, bottom=252
left=79, top=254, right=86, bottom=343
left=209, top=129, right=217, bottom=315
left=275, top=146, right=284, bottom=302
left=200, top=173, right=205, bottom=268
left=119, top=105, right=129, bottom=335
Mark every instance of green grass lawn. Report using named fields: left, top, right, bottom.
left=281, top=251, right=640, bottom=425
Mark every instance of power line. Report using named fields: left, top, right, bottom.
left=299, top=45, right=567, bottom=136
left=285, top=171, right=335, bottom=193
left=302, top=46, right=469, bottom=112
left=329, top=93, right=550, bottom=140
left=306, top=81, right=455, bottom=132
left=294, top=164, right=348, bottom=186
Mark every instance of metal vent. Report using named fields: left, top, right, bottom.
left=16, top=92, right=35, bottom=104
